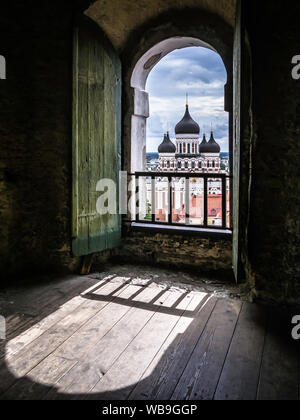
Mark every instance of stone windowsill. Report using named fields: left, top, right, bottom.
left=131, top=222, right=232, bottom=239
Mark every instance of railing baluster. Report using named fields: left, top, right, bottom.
left=222, top=176, right=226, bottom=229
left=136, top=174, right=140, bottom=222
left=151, top=176, right=155, bottom=223
left=131, top=172, right=231, bottom=231
left=168, top=176, right=172, bottom=224
left=204, top=176, right=208, bottom=228
left=185, top=177, right=190, bottom=226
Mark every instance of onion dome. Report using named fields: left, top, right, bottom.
left=158, top=132, right=176, bottom=153
left=206, top=130, right=221, bottom=153
left=175, top=105, right=200, bottom=135
left=200, top=130, right=220, bottom=153
left=199, top=132, right=209, bottom=153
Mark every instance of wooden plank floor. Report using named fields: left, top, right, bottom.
left=0, top=269, right=299, bottom=400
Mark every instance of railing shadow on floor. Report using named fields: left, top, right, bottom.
left=0, top=276, right=299, bottom=400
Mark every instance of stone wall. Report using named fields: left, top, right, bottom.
left=1, top=0, right=300, bottom=305
left=0, top=1, right=234, bottom=282
left=0, top=1, right=79, bottom=277
left=118, top=226, right=233, bottom=275
left=244, top=0, right=300, bottom=304
left=86, top=0, right=236, bottom=52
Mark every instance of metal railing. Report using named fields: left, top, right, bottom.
left=132, top=172, right=231, bottom=230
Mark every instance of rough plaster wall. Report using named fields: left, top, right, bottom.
left=0, top=1, right=80, bottom=276
left=86, top=0, right=236, bottom=52
left=246, top=0, right=300, bottom=303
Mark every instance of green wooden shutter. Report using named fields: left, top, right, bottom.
left=232, top=0, right=244, bottom=282
left=72, top=17, right=121, bottom=257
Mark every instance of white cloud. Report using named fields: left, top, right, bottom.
left=176, top=80, right=224, bottom=90
left=146, top=46, right=229, bottom=152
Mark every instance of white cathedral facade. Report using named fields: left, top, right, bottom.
left=140, top=103, right=229, bottom=227
left=157, top=103, right=223, bottom=174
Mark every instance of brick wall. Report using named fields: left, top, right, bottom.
left=118, top=227, right=232, bottom=274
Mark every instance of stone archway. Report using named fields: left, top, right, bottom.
left=120, top=9, right=234, bottom=175
left=130, top=36, right=223, bottom=172
left=119, top=9, right=253, bottom=284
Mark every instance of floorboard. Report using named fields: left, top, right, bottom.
left=0, top=267, right=299, bottom=401
left=171, top=299, right=242, bottom=400
left=256, top=308, right=299, bottom=400
left=1, top=355, right=76, bottom=400
left=129, top=293, right=216, bottom=400
left=214, top=302, right=267, bottom=400
left=52, top=282, right=145, bottom=361
left=44, top=284, right=171, bottom=399
left=0, top=279, right=130, bottom=395
left=85, top=288, right=194, bottom=400
left=1, top=275, right=106, bottom=358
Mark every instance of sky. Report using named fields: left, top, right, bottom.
left=146, top=46, right=229, bottom=153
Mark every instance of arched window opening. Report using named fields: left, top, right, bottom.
left=130, top=37, right=231, bottom=232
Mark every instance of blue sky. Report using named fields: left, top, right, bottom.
left=146, top=46, right=229, bottom=152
